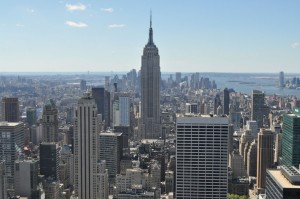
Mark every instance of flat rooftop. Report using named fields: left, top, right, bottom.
left=268, top=169, right=300, bottom=189
left=0, top=122, right=22, bottom=127
left=177, top=115, right=229, bottom=125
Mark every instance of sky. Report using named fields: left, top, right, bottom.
left=0, top=0, right=300, bottom=73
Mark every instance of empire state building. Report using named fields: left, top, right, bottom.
left=139, top=15, right=161, bottom=139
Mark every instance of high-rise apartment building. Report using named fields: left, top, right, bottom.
left=42, top=99, right=58, bottom=142
left=74, top=93, right=99, bottom=199
left=139, top=15, right=161, bottom=139
left=251, top=90, right=265, bottom=128
left=176, top=116, right=228, bottom=199
left=257, top=129, right=274, bottom=192
left=1, top=97, right=19, bottom=122
left=99, top=132, right=123, bottom=183
left=282, top=108, right=300, bottom=167
left=0, top=122, right=24, bottom=191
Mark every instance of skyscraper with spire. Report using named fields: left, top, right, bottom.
left=139, top=13, right=161, bottom=139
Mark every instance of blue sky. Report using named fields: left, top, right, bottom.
left=0, top=0, right=299, bottom=73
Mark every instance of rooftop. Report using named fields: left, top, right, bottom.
left=267, top=169, right=300, bottom=189
left=177, top=115, right=229, bottom=125
left=0, top=122, right=22, bottom=127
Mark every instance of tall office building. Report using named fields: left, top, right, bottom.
left=42, top=99, right=58, bottom=142
left=176, top=116, right=228, bottom=199
left=266, top=166, right=300, bottom=199
left=0, top=122, right=24, bottom=192
left=74, top=93, right=99, bottom=199
left=113, top=93, right=130, bottom=127
left=251, top=90, right=265, bottom=128
left=279, top=71, right=284, bottom=88
left=176, top=72, right=181, bottom=84
left=40, top=142, right=60, bottom=181
left=140, top=15, right=161, bottom=139
left=99, top=132, right=123, bottom=183
left=1, top=97, right=19, bottom=122
left=257, top=129, right=274, bottom=192
left=222, top=88, right=230, bottom=115
left=92, top=87, right=110, bottom=128
left=282, top=108, right=300, bottom=167
left=14, top=158, right=39, bottom=198
left=0, top=161, right=7, bottom=199
left=26, top=107, right=37, bottom=126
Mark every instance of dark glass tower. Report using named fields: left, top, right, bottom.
left=39, top=142, right=60, bottom=180
left=282, top=108, right=300, bottom=167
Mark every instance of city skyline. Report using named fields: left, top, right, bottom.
left=1, top=0, right=300, bottom=73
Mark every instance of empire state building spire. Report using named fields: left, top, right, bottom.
left=148, top=10, right=154, bottom=45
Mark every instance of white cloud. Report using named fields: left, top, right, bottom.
left=291, top=42, right=299, bottom=48
left=27, top=8, right=35, bottom=13
left=66, top=3, right=86, bottom=11
left=109, top=24, right=126, bottom=28
left=65, top=21, right=88, bottom=28
left=101, top=8, right=114, bottom=13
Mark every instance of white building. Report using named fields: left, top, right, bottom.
left=176, top=115, right=228, bottom=199
left=0, top=122, right=24, bottom=192
left=14, top=159, right=39, bottom=198
left=74, top=93, right=99, bottom=199
left=246, top=120, right=258, bottom=137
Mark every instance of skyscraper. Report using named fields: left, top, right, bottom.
left=251, top=90, right=265, bottom=128
left=0, top=122, right=24, bottom=192
left=176, top=116, right=228, bottom=199
left=257, top=129, right=274, bottom=193
left=92, top=87, right=111, bottom=128
left=1, top=97, right=19, bottom=122
left=14, top=158, right=39, bottom=198
left=99, top=132, right=123, bottom=183
left=40, top=142, right=60, bottom=181
left=140, top=14, right=161, bottom=139
left=281, top=108, right=300, bottom=167
left=222, top=88, right=230, bottom=115
left=279, top=71, right=284, bottom=87
left=42, top=99, right=58, bottom=142
left=74, top=93, right=99, bottom=199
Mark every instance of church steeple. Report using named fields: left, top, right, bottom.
left=148, top=10, right=154, bottom=45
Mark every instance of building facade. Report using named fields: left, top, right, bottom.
left=74, top=93, right=99, bottom=199
left=42, top=99, right=58, bottom=142
left=281, top=108, right=300, bottom=167
left=176, top=116, right=228, bottom=199
left=0, top=122, right=24, bottom=191
left=1, top=97, right=19, bottom=122
left=251, top=90, right=265, bottom=128
left=257, top=129, right=274, bottom=192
